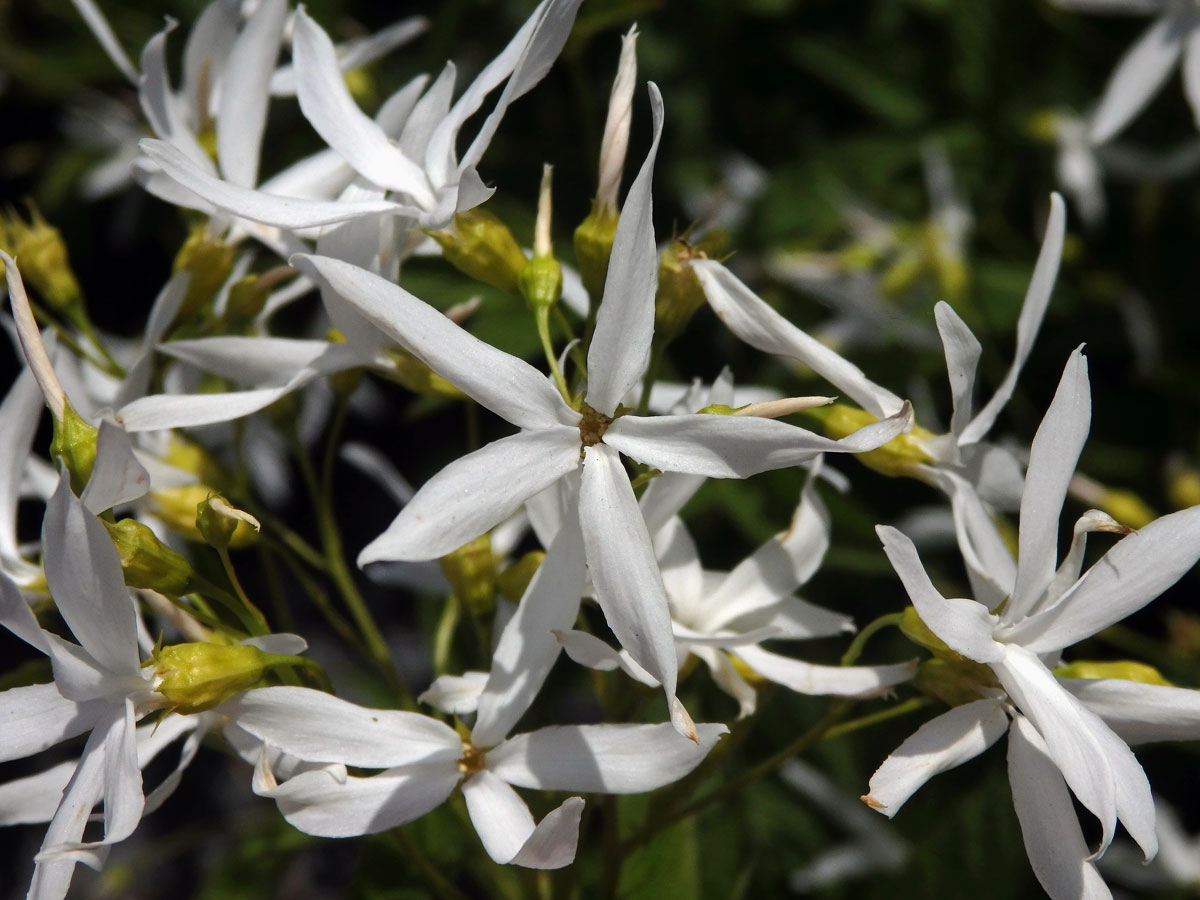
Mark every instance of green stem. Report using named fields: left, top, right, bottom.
left=822, top=696, right=931, bottom=741
left=387, top=829, right=474, bottom=900
left=64, top=302, right=126, bottom=377
left=535, top=306, right=571, bottom=403
left=552, top=306, right=588, bottom=384
left=214, top=548, right=270, bottom=635
left=842, top=611, right=905, bottom=666
left=29, top=301, right=118, bottom=376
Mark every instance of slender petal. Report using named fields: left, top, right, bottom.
left=1063, top=678, right=1200, bottom=745
left=932, top=470, right=1016, bottom=610
left=585, top=83, right=664, bottom=416
left=554, top=629, right=659, bottom=686
left=0, top=760, right=77, bottom=826
left=294, top=254, right=575, bottom=429
left=472, top=504, right=587, bottom=747
left=959, top=194, right=1067, bottom=445
left=1089, top=15, right=1188, bottom=144
left=43, top=474, right=140, bottom=676
left=79, top=421, right=150, bottom=515
left=654, top=515, right=704, bottom=615
left=1184, top=26, right=1200, bottom=131
left=419, top=671, right=489, bottom=716
left=691, top=645, right=759, bottom=717
left=1007, top=348, right=1091, bottom=621
left=1011, top=505, right=1200, bottom=653
left=359, top=427, right=580, bottom=564
left=463, top=770, right=582, bottom=868
left=862, top=699, right=1008, bottom=817
left=270, top=17, right=428, bottom=96
left=0, top=682, right=102, bottom=763
left=225, top=686, right=461, bottom=768
left=935, top=302, right=982, bottom=439
left=735, top=645, right=916, bottom=697
left=580, top=444, right=694, bottom=740
left=0, top=367, right=47, bottom=580
left=68, top=0, right=138, bottom=83
left=605, top=402, right=912, bottom=479
left=876, top=525, right=1003, bottom=664
left=639, top=470, right=706, bottom=536
left=1007, top=714, right=1113, bottom=900
left=488, top=722, right=728, bottom=793
left=138, top=26, right=211, bottom=170
left=217, top=0, right=286, bottom=187
left=692, top=259, right=905, bottom=419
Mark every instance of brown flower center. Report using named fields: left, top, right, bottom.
left=578, top=403, right=613, bottom=447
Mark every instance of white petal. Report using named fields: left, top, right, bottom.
left=555, top=629, right=660, bottom=686
left=876, top=525, right=1003, bottom=663
left=419, top=671, right=489, bottom=716
left=0, top=682, right=101, bottom=763
left=0, top=367, right=49, bottom=573
left=159, top=335, right=336, bottom=384
left=0, top=759, right=78, bottom=825
left=1063, top=677, right=1200, bottom=744
left=114, top=271, right=190, bottom=408
left=259, top=758, right=459, bottom=837
left=579, top=444, right=693, bottom=740
left=862, top=699, right=1008, bottom=817
left=692, top=259, right=904, bottom=419
left=294, top=254, right=574, bottom=429
left=1007, top=714, right=1113, bottom=900
left=1009, top=504, right=1200, bottom=653
left=638, top=470, right=706, bottom=536
left=585, top=83, right=663, bottom=417
left=43, top=473, right=140, bottom=675
left=1090, top=15, right=1187, bottom=144
left=488, top=722, right=728, bottom=793
left=932, top=470, right=1016, bottom=611
left=68, top=0, right=138, bottom=83
left=934, top=302, right=982, bottom=438
left=224, top=686, right=461, bottom=768
left=216, top=0, right=285, bottom=187
left=79, top=420, right=150, bottom=514
left=605, top=403, right=912, bottom=479
left=292, top=10, right=434, bottom=204
left=359, top=427, right=580, bottom=564
left=959, top=194, right=1067, bottom=445
left=1008, top=347, right=1091, bottom=621
left=463, top=770, right=582, bottom=868
left=735, top=645, right=915, bottom=697
left=654, top=515, right=703, bottom=615
left=471, top=504, right=587, bottom=747
left=139, top=139, right=411, bottom=228
left=239, top=633, right=308, bottom=656
left=138, top=26, right=211, bottom=170
left=690, top=645, right=759, bottom=718
left=1184, top=27, right=1200, bottom=131
left=271, top=17, right=428, bottom=96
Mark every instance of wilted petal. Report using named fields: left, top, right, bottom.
left=294, top=254, right=574, bottom=429
left=224, top=686, right=461, bottom=768
left=580, top=444, right=693, bottom=739
left=1090, top=15, right=1188, bottom=144
left=863, top=699, right=1008, bottom=817
left=1007, top=714, right=1113, bottom=900
left=1008, top=347, right=1090, bottom=621
left=463, top=770, right=582, bottom=868
left=585, top=83, right=663, bottom=417
left=488, top=722, right=728, bottom=793
left=605, top=402, right=912, bottom=479
left=472, top=504, right=587, bottom=747
left=876, top=525, right=1003, bottom=664
left=735, top=645, right=915, bottom=697
left=959, top=194, right=1066, bottom=445
left=692, top=259, right=905, bottom=419
left=359, top=427, right=580, bottom=564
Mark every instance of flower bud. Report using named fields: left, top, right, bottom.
left=223, top=274, right=272, bottom=326
left=152, top=641, right=271, bottom=714
left=573, top=202, right=618, bottom=302
left=0, top=205, right=82, bottom=311
left=386, top=348, right=467, bottom=399
left=654, top=238, right=713, bottom=340
left=807, top=403, right=933, bottom=477
left=519, top=164, right=563, bottom=313
left=50, top=403, right=99, bottom=494
left=440, top=535, right=496, bottom=616
left=196, top=495, right=260, bottom=550
left=913, top=657, right=999, bottom=707
left=1054, top=659, right=1170, bottom=686
left=428, top=210, right=528, bottom=295
left=1167, top=459, right=1200, bottom=511
left=173, top=228, right=235, bottom=324
left=496, top=550, right=546, bottom=601
left=104, top=518, right=195, bottom=596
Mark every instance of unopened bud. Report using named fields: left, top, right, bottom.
left=1054, top=659, right=1170, bottom=686
left=173, top=228, right=235, bottom=323
left=573, top=201, right=619, bottom=301
left=152, top=641, right=275, bottom=714
left=519, top=165, right=563, bottom=312
left=496, top=550, right=546, bottom=601
left=51, top=403, right=99, bottom=494
left=428, top=210, right=528, bottom=295
left=195, top=495, right=260, bottom=550
left=440, top=535, right=496, bottom=616
left=596, top=26, right=638, bottom=215
left=1167, top=459, right=1200, bottom=511
left=223, top=274, right=271, bottom=325
left=654, top=236, right=719, bottom=340
left=913, top=657, right=999, bottom=707
left=0, top=205, right=82, bottom=311
left=105, top=518, right=195, bottom=595
left=386, top=348, right=467, bottom=399
left=808, top=403, right=934, bottom=477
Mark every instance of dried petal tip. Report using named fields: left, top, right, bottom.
left=861, top=794, right=887, bottom=811
left=670, top=696, right=700, bottom=744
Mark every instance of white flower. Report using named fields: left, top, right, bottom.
left=291, top=84, right=912, bottom=740
left=224, top=684, right=728, bottom=869
left=866, top=347, right=1200, bottom=900
left=1051, top=0, right=1200, bottom=144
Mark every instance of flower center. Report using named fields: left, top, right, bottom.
left=578, top=403, right=613, bottom=447
left=457, top=742, right=487, bottom=777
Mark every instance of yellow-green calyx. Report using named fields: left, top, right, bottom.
left=223, top=274, right=272, bottom=326
left=579, top=403, right=613, bottom=448
left=900, top=607, right=1000, bottom=705
left=429, top=210, right=528, bottom=295
left=1097, top=488, right=1155, bottom=530
left=440, top=535, right=497, bottom=617
left=808, top=403, right=934, bottom=477
left=151, top=641, right=288, bottom=714
left=104, top=518, right=195, bottom=596
left=50, top=403, right=98, bottom=495
left=1055, top=659, right=1172, bottom=686
left=173, top=229, right=235, bottom=324
left=574, top=201, right=618, bottom=302
left=1168, top=462, right=1200, bottom=511
left=0, top=205, right=82, bottom=311
left=519, top=254, right=563, bottom=313
left=385, top=347, right=467, bottom=399
left=196, top=495, right=260, bottom=550
left=654, top=236, right=720, bottom=340
left=497, top=550, right=546, bottom=601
